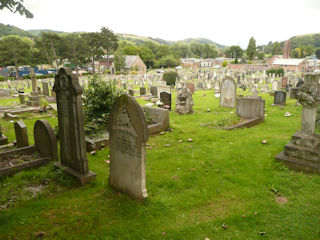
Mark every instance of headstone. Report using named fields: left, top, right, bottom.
left=220, top=77, right=236, bottom=108
left=150, top=86, right=158, bottom=97
left=176, top=87, right=194, bottom=114
left=26, top=69, right=40, bottom=107
left=272, top=81, right=279, bottom=91
left=108, top=94, right=148, bottom=199
left=236, top=97, right=265, bottom=120
left=160, top=92, right=172, bottom=110
left=157, top=85, right=171, bottom=98
left=281, top=77, right=288, bottom=88
left=18, top=93, right=27, bottom=104
left=42, top=81, right=50, bottom=96
left=140, top=87, right=146, bottom=96
left=274, top=91, right=286, bottom=105
left=276, top=73, right=320, bottom=173
left=214, top=80, right=220, bottom=93
left=34, top=119, right=58, bottom=161
left=0, top=124, right=8, bottom=145
left=128, top=89, right=134, bottom=96
left=14, top=120, right=29, bottom=148
left=296, top=80, right=304, bottom=88
left=53, top=68, right=96, bottom=185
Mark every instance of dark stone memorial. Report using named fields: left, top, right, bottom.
left=53, top=68, right=96, bottom=185
left=274, top=91, right=286, bottom=105
left=14, top=120, right=29, bottom=148
left=160, top=92, right=172, bottom=110
left=140, top=87, right=146, bottom=96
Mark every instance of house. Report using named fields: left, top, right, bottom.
left=99, top=55, right=146, bottom=73
left=272, top=58, right=308, bottom=72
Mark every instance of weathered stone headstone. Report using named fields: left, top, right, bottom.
left=296, top=80, right=304, bottom=88
left=160, top=92, right=172, bottom=110
left=18, top=93, right=27, bottom=104
left=108, top=94, right=148, bottom=199
left=220, top=77, right=236, bottom=108
left=14, top=120, right=29, bottom=148
left=176, top=87, right=194, bottom=114
left=26, top=69, right=40, bottom=107
left=281, top=77, right=288, bottom=88
left=274, top=91, right=286, bottom=105
left=128, top=89, right=134, bottom=96
left=276, top=73, right=320, bottom=173
left=0, top=124, right=8, bottom=145
left=42, top=81, right=50, bottom=96
left=34, top=119, right=58, bottom=161
left=236, top=97, right=265, bottom=120
left=150, top=86, right=158, bottom=97
left=140, top=87, right=146, bottom=96
left=53, top=68, right=96, bottom=184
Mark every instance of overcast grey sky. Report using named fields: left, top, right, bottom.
left=1, top=0, right=320, bottom=48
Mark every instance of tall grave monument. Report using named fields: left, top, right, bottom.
left=26, top=68, right=40, bottom=107
left=109, top=94, right=148, bottom=199
left=53, top=68, right=96, bottom=184
left=276, top=73, right=320, bottom=173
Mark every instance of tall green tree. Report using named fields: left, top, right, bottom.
left=246, top=37, right=256, bottom=60
left=225, top=46, right=243, bottom=62
left=0, top=0, right=33, bottom=18
left=272, top=41, right=282, bottom=55
left=82, top=32, right=104, bottom=74
left=114, top=47, right=125, bottom=72
left=0, top=35, right=32, bottom=78
left=100, top=27, right=118, bottom=70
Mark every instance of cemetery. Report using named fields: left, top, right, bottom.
left=0, top=65, right=318, bottom=239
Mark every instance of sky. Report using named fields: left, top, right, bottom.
left=1, top=0, right=320, bottom=48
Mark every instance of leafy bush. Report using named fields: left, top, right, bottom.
left=104, top=70, right=111, bottom=74
left=0, top=76, right=5, bottom=81
left=163, top=71, right=179, bottom=86
left=266, top=68, right=284, bottom=76
left=222, top=61, right=228, bottom=68
left=82, top=74, right=122, bottom=135
left=23, top=75, right=31, bottom=79
left=116, top=71, right=120, bottom=75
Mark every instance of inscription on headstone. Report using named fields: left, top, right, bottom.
left=274, top=91, right=286, bottom=105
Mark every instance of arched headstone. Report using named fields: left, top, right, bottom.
left=109, top=94, right=148, bottom=199
left=220, top=77, right=236, bottom=108
left=34, top=119, right=58, bottom=161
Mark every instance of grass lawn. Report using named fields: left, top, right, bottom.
left=0, top=90, right=319, bottom=240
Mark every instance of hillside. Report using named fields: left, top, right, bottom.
left=289, top=33, right=320, bottom=49
left=177, top=38, right=225, bottom=49
left=0, top=23, right=32, bottom=37
left=27, top=29, right=65, bottom=36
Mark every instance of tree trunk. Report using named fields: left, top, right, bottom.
left=72, top=46, right=79, bottom=75
left=50, top=42, right=59, bottom=69
left=107, top=50, right=110, bottom=70
left=13, top=53, right=19, bottom=80
left=42, top=42, right=51, bottom=65
left=92, top=56, right=95, bottom=74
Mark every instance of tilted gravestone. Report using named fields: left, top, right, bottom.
left=220, top=77, right=236, bottom=108
left=140, top=87, right=146, bottom=96
left=160, top=92, right=172, bottom=110
left=276, top=73, right=320, bottom=173
left=34, top=119, right=58, bottom=161
left=108, top=94, right=148, bottom=199
left=42, top=81, right=50, bottom=96
left=53, top=68, right=96, bottom=185
left=0, top=124, right=8, bottom=145
left=14, top=120, right=29, bottom=148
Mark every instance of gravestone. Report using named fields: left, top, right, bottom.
left=276, top=73, right=320, bottom=173
left=26, top=69, right=40, bottom=107
left=18, top=93, right=27, bottom=104
left=42, top=81, right=50, bottom=96
left=272, top=80, right=279, bottom=91
left=0, top=124, right=8, bottom=145
left=108, top=94, right=148, bottom=199
left=128, top=89, right=134, bottom=96
left=34, top=119, right=58, bottom=161
left=281, top=77, right=288, bottom=88
left=157, top=85, right=171, bottom=98
left=220, top=77, right=236, bottom=108
left=290, top=88, right=299, bottom=99
left=53, top=68, right=96, bottom=184
left=274, top=91, right=286, bottom=105
left=140, top=87, right=146, bottom=96
left=14, top=120, right=29, bottom=148
left=160, top=92, right=172, bottom=110
left=150, top=86, right=158, bottom=97
left=186, top=83, right=195, bottom=94
left=236, top=97, right=265, bottom=120
left=176, top=87, right=194, bottom=114
left=296, top=80, right=304, bottom=88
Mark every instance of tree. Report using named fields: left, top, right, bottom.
left=156, top=45, right=171, bottom=59
left=202, top=44, right=217, bottom=58
left=316, top=49, right=320, bottom=59
left=225, top=46, right=243, bottom=62
left=114, top=47, right=125, bottom=72
left=82, top=32, right=104, bottom=74
left=100, top=27, right=118, bottom=70
left=257, top=52, right=265, bottom=60
left=139, top=46, right=155, bottom=69
left=0, top=35, right=32, bottom=79
left=246, top=37, right=256, bottom=60
left=157, top=55, right=179, bottom=68
left=0, top=0, right=33, bottom=18
left=272, top=41, right=282, bottom=55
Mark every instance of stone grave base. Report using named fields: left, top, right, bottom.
left=0, top=135, right=8, bottom=145
left=54, top=162, right=96, bottom=185
left=85, top=132, right=109, bottom=152
left=276, top=131, right=320, bottom=174
left=0, top=146, right=50, bottom=178
left=225, top=118, right=264, bottom=130
left=142, top=107, right=170, bottom=135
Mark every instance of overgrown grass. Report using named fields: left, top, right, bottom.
left=0, top=90, right=319, bottom=240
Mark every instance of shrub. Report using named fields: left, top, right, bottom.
left=82, top=74, right=122, bottom=135
left=163, top=71, right=179, bottom=86
left=266, top=68, right=284, bottom=76
left=222, top=61, right=228, bottom=68
left=116, top=71, right=121, bottom=75
left=104, top=70, right=111, bottom=74
left=23, top=75, right=31, bottom=80
left=0, top=76, right=5, bottom=81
